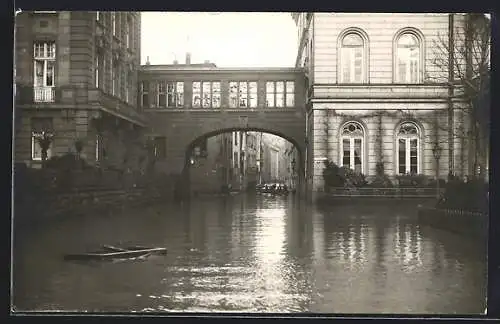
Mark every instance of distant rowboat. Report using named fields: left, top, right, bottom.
left=63, top=245, right=167, bottom=261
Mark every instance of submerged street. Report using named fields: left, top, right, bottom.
left=13, top=195, right=487, bottom=314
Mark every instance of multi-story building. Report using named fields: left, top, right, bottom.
left=14, top=11, right=145, bottom=170
left=292, top=13, right=488, bottom=194
left=258, top=133, right=290, bottom=184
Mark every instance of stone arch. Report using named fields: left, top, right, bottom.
left=184, top=126, right=305, bottom=175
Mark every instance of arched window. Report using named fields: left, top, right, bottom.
left=395, top=31, right=422, bottom=83
left=340, top=122, right=364, bottom=173
left=396, top=122, right=420, bottom=174
left=340, top=32, right=367, bottom=83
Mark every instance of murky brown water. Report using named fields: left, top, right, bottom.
left=12, top=195, right=487, bottom=314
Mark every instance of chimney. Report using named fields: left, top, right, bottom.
left=204, top=60, right=210, bottom=64
left=145, top=56, right=150, bottom=65
left=185, top=52, right=191, bottom=65
left=173, top=59, right=178, bottom=65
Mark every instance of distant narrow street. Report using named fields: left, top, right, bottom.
left=13, top=194, right=486, bottom=314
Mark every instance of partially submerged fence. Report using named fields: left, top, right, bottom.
left=324, top=187, right=443, bottom=198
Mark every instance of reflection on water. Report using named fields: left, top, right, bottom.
left=13, top=195, right=486, bottom=314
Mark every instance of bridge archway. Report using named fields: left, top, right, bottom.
left=181, top=127, right=305, bottom=198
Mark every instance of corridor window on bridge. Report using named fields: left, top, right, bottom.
left=166, top=82, right=184, bottom=107
left=192, top=82, right=201, bottom=108
left=157, top=81, right=167, bottom=107
left=286, top=81, right=295, bottom=106
left=266, top=81, right=294, bottom=108
left=229, top=82, right=257, bottom=108
left=200, top=81, right=221, bottom=108
left=212, top=82, right=221, bottom=108
left=239, top=82, right=248, bottom=107
left=140, top=81, right=149, bottom=108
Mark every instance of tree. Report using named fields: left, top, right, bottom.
left=431, top=13, right=490, bottom=179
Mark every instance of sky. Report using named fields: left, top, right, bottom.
left=140, top=12, right=298, bottom=67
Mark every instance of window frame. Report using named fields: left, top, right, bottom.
left=337, top=29, right=369, bottom=84
left=339, top=121, right=365, bottom=174
left=395, top=122, right=421, bottom=175
left=140, top=81, right=149, bottom=108
left=30, top=117, right=54, bottom=161
left=192, top=81, right=201, bottom=108
left=393, top=28, right=425, bottom=84
left=229, top=81, right=258, bottom=108
left=157, top=81, right=167, bottom=107
left=265, top=81, right=295, bottom=107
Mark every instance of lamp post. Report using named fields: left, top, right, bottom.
left=432, top=142, right=442, bottom=199
left=291, top=158, right=296, bottom=191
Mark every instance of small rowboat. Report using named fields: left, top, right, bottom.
left=64, top=245, right=167, bottom=261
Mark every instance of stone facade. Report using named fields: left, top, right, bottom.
left=292, top=13, right=479, bottom=193
left=14, top=11, right=145, bottom=171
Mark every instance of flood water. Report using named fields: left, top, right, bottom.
left=12, top=194, right=487, bottom=314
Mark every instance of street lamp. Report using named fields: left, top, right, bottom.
left=291, top=158, right=296, bottom=190
left=432, top=142, right=442, bottom=199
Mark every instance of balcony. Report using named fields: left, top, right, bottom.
left=33, top=87, right=55, bottom=103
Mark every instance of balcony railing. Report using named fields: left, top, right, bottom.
left=33, top=87, right=55, bottom=103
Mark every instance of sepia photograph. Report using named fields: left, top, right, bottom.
left=12, top=11, right=490, bottom=315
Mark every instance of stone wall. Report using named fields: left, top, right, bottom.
left=14, top=186, right=174, bottom=228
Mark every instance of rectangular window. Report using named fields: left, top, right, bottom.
left=229, top=82, right=255, bottom=108
left=398, top=138, right=419, bottom=174
left=31, top=118, right=54, bottom=161
left=94, top=52, right=100, bottom=88
left=125, top=17, right=130, bottom=48
left=342, top=138, right=350, bottom=167
left=212, top=82, right=221, bottom=108
left=410, top=139, right=418, bottom=174
left=342, top=47, right=363, bottom=83
left=249, top=82, right=257, bottom=108
left=33, top=41, right=56, bottom=102
left=239, top=82, right=248, bottom=107
left=286, top=81, right=295, bottom=107
left=176, top=82, right=184, bottom=107
left=202, top=82, right=211, bottom=108
left=229, top=82, right=238, bottom=108
left=111, top=60, right=117, bottom=96
left=141, top=81, right=149, bottom=108
left=96, top=11, right=100, bottom=21
left=398, top=139, right=406, bottom=174
left=165, top=82, right=184, bottom=107
left=157, top=81, right=166, bottom=107
left=342, top=137, right=363, bottom=172
left=266, top=81, right=292, bottom=107
left=266, top=82, right=275, bottom=107
left=192, top=82, right=201, bottom=108
left=153, top=137, right=166, bottom=159
left=111, top=12, right=116, bottom=36
left=275, top=81, right=284, bottom=107
left=354, top=139, right=362, bottom=173
left=234, top=131, right=238, bottom=146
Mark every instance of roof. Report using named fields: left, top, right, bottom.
left=139, top=65, right=305, bottom=73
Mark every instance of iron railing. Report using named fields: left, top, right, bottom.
left=33, top=86, right=55, bottom=103
left=325, top=187, right=444, bottom=198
